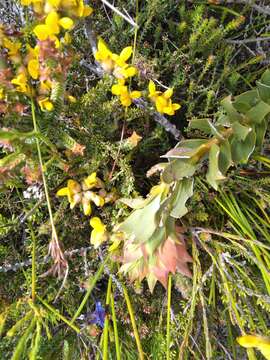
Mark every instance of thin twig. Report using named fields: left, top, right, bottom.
left=215, top=0, right=270, bottom=16
left=227, top=36, right=270, bottom=44
left=100, top=0, right=138, bottom=28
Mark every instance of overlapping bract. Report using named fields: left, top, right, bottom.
left=116, top=69, right=270, bottom=291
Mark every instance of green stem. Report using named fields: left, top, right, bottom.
left=132, top=0, right=139, bottom=65
left=122, top=284, right=144, bottom=360
left=102, top=277, right=112, bottom=360
left=110, top=291, right=121, bottom=360
left=29, top=223, right=37, bottom=302
left=31, top=101, right=59, bottom=246
left=71, top=255, right=109, bottom=323
left=166, top=273, right=172, bottom=360
left=37, top=295, right=80, bottom=333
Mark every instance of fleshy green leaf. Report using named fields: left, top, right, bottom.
left=221, top=96, right=243, bottom=123
left=246, top=100, right=270, bottom=124
left=233, top=90, right=258, bottom=113
left=219, top=140, right=232, bottom=175
left=206, top=144, right=226, bottom=190
left=162, top=159, right=196, bottom=184
left=170, top=178, right=194, bottom=218
left=118, top=194, right=162, bottom=244
left=231, top=130, right=256, bottom=164
left=231, top=122, right=252, bottom=141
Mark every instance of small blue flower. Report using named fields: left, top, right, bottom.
left=89, top=301, right=106, bottom=328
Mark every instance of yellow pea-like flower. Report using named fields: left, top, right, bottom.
left=237, top=334, right=270, bottom=360
left=11, top=72, right=30, bottom=94
left=27, top=59, right=39, bottom=79
left=148, top=80, right=180, bottom=116
left=33, top=11, right=74, bottom=41
left=90, top=217, right=107, bottom=248
left=38, top=97, right=54, bottom=112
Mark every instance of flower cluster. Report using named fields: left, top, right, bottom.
left=0, top=1, right=92, bottom=114
left=148, top=80, right=181, bottom=115
left=94, top=39, right=181, bottom=114
left=57, top=173, right=116, bottom=248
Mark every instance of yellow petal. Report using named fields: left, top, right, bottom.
left=33, top=24, right=51, bottom=41
left=67, top=179, right=81, bottom=194
left=123, top=66, right=137, bottom=78
left=21, top=0, right=32, bottom=5
left=63, top=32, right=72, bottom=44
left=164, top=88, right=173, bottom=99
left=45, top=11, right=60, bottom=35
left=130, top=91, right=141, bottom=99
left=120, top=95, right=132, bottom=107
left=148, top=80, right=156, bottom=95
left=163, top=107, right=174, bottom=116
left=155, top=96, right=167, bottom=113
left=38, top=98, right=54, bottom=111
left=172, top=103, right=181, bottom=111
left=90, top=229, right=107, bottom=248
left=49, top=35, right=60, bottom=48
left=84, top=172, right=97, bottom=189
left=237, top=335, right=270, bottom=348
left=95, top=39, right=111, bottom=60
left=27, top=59, right=39, bottom=79
left=111, top=84, right=123, bottom=95
left=56, top=187, right=69, bottom=196
left=82, top=200, right=92, bottom=216
left=90, top=217, right=105, bottom=232
left=119, top=46, right=132, bottom=62
left=59, top=17, right=74, bottom=30
left=83, top=5, right=93, bottom=17
left=68, top=95, right=76, bottom=103
left=47, top=0, right=61, bottom=7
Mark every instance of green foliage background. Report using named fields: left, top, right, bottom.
left=1, top=0, right=270, bottom=359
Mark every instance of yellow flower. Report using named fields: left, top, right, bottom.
left=76, top=0, right=93, bottom=17
left=148, top=80, right=162, bottom=100
left=83, top=172, right=98, bottom=189
left=57, top=179, right=81, bottom=209
left=90, top=217, right=107, bottom=248
left=67, top=95, right=76, bottom=103
left=3, top=38, right=21, bottom=63
left=148, top=80, right=180, bottom=116
left=0, top=88, right=4, bottom=100
left=21, top=0, right=43, bottom=13
left=11, top=72, right=30, bottom=94
left=57, top=175, right=105, bottom=215
left=113, top=65, right=137, bottom=80
left=111, top=79, right=141, bottom=107
left=62, top=32, right=72, bottom=45
left=237, top=334, right=270, bottom=360
left=33, top=11, right=74, bottom=41
left=38, top=97, right=54, bottom=111
left=94, top=39, right=114, bottom=72
left=28, top=59, right=39, bottom=79
left=47, top=0, right=61, bottom=7
left=112, top=46, right=133, bottom=67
